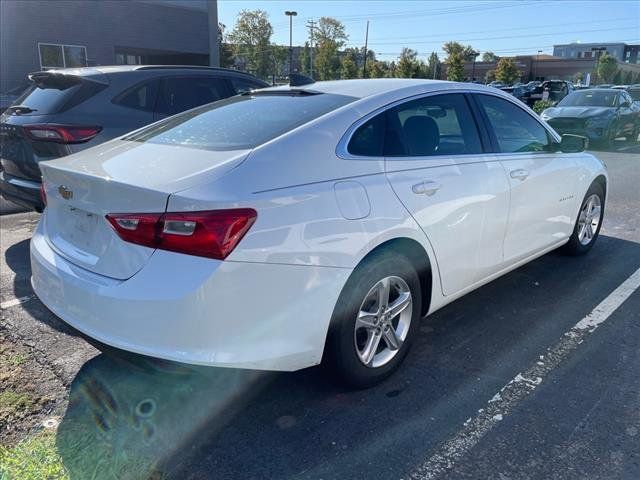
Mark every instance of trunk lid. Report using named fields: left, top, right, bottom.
left=40, top=139, right=250, bottom=279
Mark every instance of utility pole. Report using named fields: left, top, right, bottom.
left=362, top=21, right=370, bottom=78
left=285, top=11, right=297, bottom=76
left=306, top=19, right=316, bottom=78
left=470, top=50, right=479, bottom=82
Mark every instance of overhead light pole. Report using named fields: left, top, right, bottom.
left=592, top=46, right=607, bottom=85
left=470, top=50, right=479, bottom=82
left=285, top=11, right=297, bottom=76
left=535, top=49, right=542, bottom=81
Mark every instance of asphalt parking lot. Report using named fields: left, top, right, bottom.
left=1, top=148, right=639, bottom=480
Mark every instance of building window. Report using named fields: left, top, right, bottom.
left=115, top=52, right=142, bottom=65
left=39, top=43, right=87, bottom=70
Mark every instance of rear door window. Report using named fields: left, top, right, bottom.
left=155, top=77, right=231, bottom=117
left=113, top=80, right=160, bottom=111
left=475, top=94, right=551, bottom=153
left=387, top=93, right=483, bottom=156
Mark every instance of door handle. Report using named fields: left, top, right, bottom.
left=510, top=169, right=530, bottom=181
left=412, top=180, right=442, bottom=196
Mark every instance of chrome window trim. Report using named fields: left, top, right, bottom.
left=336, top=88, right=561, bottom=161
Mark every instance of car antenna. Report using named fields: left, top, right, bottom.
left=289, top=73, right=315, bottom=87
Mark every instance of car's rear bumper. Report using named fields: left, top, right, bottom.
left=30, top=217, right=351, bottom=371
left=0, top=170, right=43, bottom=211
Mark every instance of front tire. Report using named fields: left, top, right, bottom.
left=562, top=182, right=604, bottom=255
left=324, top=249, right=422, bottom=388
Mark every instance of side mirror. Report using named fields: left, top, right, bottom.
left=560, top=134, right=587, bottom=153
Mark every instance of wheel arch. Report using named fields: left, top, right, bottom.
left=352, top=237, right=433, bottom=317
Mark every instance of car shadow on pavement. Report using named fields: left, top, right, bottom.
left=4, top=238, right=81, bottom=337
left=54, top=235, right=640, bottom=480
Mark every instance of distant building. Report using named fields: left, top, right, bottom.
left=0, top=0, right=214, bottom=92
left=553, top=42, right=640, bottom=64
left=463, top=52, right=640, bottom=84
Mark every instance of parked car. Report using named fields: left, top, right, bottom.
left=627, top=85, right=640, bottom=102
left=31, top=79, right=607, bottom=388
left=528, top=80, right=574, bottom=105
left=0, top=65, right=268, bottom=211
left=0, top=81, right=30, bottom=114
left=488, top=81, right=505, bottom=89
left=540, top=88, right=640, bottom=147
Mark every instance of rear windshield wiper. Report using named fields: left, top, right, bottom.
left=8, top=105, right=37, bottom=114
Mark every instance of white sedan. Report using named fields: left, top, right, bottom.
left=31, top=79, right=607, bottom=387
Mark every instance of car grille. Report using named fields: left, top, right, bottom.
left=548, top=118, right=586, bottom=132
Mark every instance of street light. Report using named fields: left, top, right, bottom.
left=470, top=50, right=479, bottom=82
left=285, top=11, right=297, bottom=76
left=535, top=49, right=542, bottom=81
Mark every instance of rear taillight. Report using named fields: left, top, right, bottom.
left=105, top=209, right=257, bottom=260
left=23, top=124, right=102, bottom=144
left=40, top=182, right=47, bottom=206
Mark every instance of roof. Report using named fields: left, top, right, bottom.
left=261, top=78, right=494, bottom=100
left=31, top=65, right=256, bottom=77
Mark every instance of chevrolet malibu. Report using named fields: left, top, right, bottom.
left=31, top=79, right=607, bottom=388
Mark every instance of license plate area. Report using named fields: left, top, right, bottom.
left=64, top=206, right=101, bottom=252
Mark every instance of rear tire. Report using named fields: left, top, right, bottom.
left=324, top=249, right=422, bottom=389
left=561, top=182, right=604, bottom=256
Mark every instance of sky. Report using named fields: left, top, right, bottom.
left=217, top=0, right=640, bottom=61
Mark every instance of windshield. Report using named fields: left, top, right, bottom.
left=124, top=92, right=356, bottom=150
left=558, top=90, right=617, bottom=107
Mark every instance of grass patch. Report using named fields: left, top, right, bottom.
left=0, top=430, right=68, bottom=479
left=0, top=390, right=34, bottom=415
left=5, top=354, right=27, bottom=367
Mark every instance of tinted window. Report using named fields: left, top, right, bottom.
left=229, top=77, right=266, bottom=94
left=156, top=77, right=229, bottom=116
left=476, top=94, right=550, bottom=153
left=12, top=83, right=82, bottom=114
left=114, top=80, right=159, bottom=111
left=348, top=113, right=386, bottom=156
left=388, top=93, right=482, bottom=156
left=558, top=90, right=617, bottom=107
left=125, top=92, right=356, bottom=151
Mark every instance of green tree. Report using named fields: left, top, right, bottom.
left=218, top=23, right=235, bottom=68
left=612, top=69, right=623, bottom=85
left=623, top=70, right=633, bottom=85
left=340, top=55, right=358, bottom=79
left=573, top=72, right=584, bottom=85
left=396, top=48, right=421, bottom=78
left=596, top=52, right=618, bottom=84
left=482, top=51, right=499, bottom=62
left=299, top=42, right=311, bottom=75
left=369, top=61, right=385, bottom=78
left=485, top=69, right=496, bottom=83
left=495, top=57, right=522, bottom=85
left=314, top=17, right=348, bottom=80
left=426, top=51, right=441, bottom=79
left=228, top=9, right=273, bottom=79
left=443, top=41, right=474, bottom=81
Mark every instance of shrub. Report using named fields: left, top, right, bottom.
left=533, top=99, right=554, bottom=115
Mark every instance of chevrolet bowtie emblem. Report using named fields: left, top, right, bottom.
left=58, top=185, right=73, bottom=200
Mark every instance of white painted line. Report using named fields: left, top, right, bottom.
left=0, top=295, right=35, bottom=310
left=410, top=267, right=640, bottom=480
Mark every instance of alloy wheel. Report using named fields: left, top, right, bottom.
left=354, top=276, right=413, bottom=368
left=577, top=194, right=602, bottom=246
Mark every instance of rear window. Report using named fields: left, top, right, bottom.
left=124, top=92, right=356, bottom=151
left=11, top=78, right=105, bottom=115
left=12, top=84, right=82, bottom=114
left=558, top=90, right=617, bottom=107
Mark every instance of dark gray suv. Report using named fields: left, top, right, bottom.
left=0, top=65, right=268, bottom=211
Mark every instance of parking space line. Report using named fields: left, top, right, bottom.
left=0, top=295, right=35, bottom=310
left=409, top=267, right=640, bottom=480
